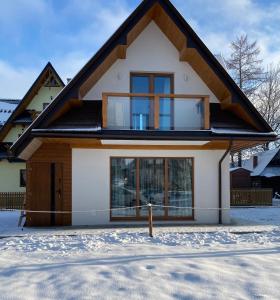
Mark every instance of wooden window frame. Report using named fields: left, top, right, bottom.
left=130, top=72, right=174, bottom=130
left=20, top=169, right=27, bottom=187
left=110, top=156, right=194, bottom=221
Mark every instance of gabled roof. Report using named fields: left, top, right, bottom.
left=241, top=148, right=280, bottom=176
left=0, top=62, right=64, bottom=142
left=230, top=167, right=252, bottom=173
left=11, top=0, right=276, bottom=156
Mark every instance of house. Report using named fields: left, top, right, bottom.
left=230, top=167, right=252, bottom=189
left=0, top=63, right=64, bottom=194
left=231, top=148, right=280, bottom=194
left=11, top=0, right=277, bottom=227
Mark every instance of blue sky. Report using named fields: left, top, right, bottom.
left=1, top=0, right=280, bottom=98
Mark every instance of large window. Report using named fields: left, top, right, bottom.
left=130, top=73, right=174, bottom=130
left=111, top=158, right=137, bottom=217
left=110, top=157, right=193, bottom=219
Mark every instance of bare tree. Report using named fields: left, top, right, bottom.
left=226, top=34, right=264, bottom=98
left=226, top=35, right=265, bottom=166
left=253, top=64, right=280, bottom=149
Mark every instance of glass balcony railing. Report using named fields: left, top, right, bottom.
left=102, top=93, right=210, bottom=131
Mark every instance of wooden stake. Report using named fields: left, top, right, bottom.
left=148, top=203, right=153, bottom=238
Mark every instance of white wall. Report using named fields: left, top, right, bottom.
left=72, top=149, right=230, bottom=226
left=83, top=21, right=219, bottom=103
left=0, top=160, right=26, bottom=192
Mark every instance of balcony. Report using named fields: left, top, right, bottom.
left=102, top=93, right=210, bottom=131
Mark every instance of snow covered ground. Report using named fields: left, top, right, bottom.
left=0, top=208, right=280, bottom=299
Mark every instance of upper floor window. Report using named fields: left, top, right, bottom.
left=130, top=73, right=174, bottom=130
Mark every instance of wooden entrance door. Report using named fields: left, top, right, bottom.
left=27, top=162, right=63, bottom=226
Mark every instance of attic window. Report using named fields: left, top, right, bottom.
left=43, top=103, right=49, bottom=109
left=44, top=74, right=60, bottom=87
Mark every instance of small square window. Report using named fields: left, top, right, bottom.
left=43, top=103, right=49, bottom=110
left=20, top=169, right=27, bottom=187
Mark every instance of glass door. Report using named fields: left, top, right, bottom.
left=130, top=75, right=152, bottom=130
left=139, top=158, right=165, bottom=216
left=154, top=76, right=173, bottom=130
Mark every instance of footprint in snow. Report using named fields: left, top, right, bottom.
left=145, top=265, right=155, bottom=270
left=171, top=272, right=204, bottom=283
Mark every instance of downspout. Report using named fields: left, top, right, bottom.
left=218, top=140, right=232, bottom=224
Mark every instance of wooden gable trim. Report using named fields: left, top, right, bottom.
left=77, top=2, right=262, bottom=132
left=79, top=45, right=127, bottom=99
left=79, top=3, right=231, bottom=103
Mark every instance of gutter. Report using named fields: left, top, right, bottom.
left=218, top=140, right=232, bottom=224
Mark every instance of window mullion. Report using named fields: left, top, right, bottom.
left=136, top=158, right=140, bottom=218
left=164, top=158, right=168, bottom=217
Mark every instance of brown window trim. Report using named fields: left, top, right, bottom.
left=20, top=169, right=27, bottom=187
left=110, top=156, right=194, bottom=221
left=130, top=72, right=175, bottom=93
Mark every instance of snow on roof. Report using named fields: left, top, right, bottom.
left=211, top=127, right=276, bottom=136
left=32, top=126, right=102, bottom=132
left=0, top=101, right=18, bottom=126
left=244, top=148, right=280, bottom=176
left=260, top=167, right=280, bottom=178
left=230, top=167, right=251, bottom=172
left=0, top=98, right=20, bottom=105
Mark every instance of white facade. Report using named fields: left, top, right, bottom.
left=84, top=21, right=219, bottom=103
left=72, top=21, right=231, bottom=226
left=72, top=148, right=230, bottom=226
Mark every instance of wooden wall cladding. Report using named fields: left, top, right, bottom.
left=26, top=143, right=71, bottom=226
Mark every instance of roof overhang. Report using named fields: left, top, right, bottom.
left=15, top=129, right=277, bottom=160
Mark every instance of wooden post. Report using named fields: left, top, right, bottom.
left=102, top=93, right=107, bottom=128
left=148, top=203, right=153, bottom=238
left=203, top=96, right=210, bottom=129
left=154, top=95, right=159, bottom=129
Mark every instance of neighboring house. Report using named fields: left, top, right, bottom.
left=0, top=63, right=64, bottom=194
left=230, top=167, right=252, bottom=189
left=11, top=0, right=277, bottom=227
left=231, top=148, right=280, bottom=194
left=0, top=99, right=20, bottom=127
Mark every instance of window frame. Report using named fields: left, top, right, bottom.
left=110, top=156, right=194, bottom=221
left=20, top=169, right=27, bottom=187
left=43, top=103, right=49, bottom=110
left=130, top=72, right=174, bottom=130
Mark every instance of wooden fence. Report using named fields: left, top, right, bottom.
left=0, top=192, right=25, bottom=210
left=231, top=189, right=273, bottom=206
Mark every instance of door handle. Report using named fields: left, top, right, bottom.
left=56, top=190, right=61, bottom=199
